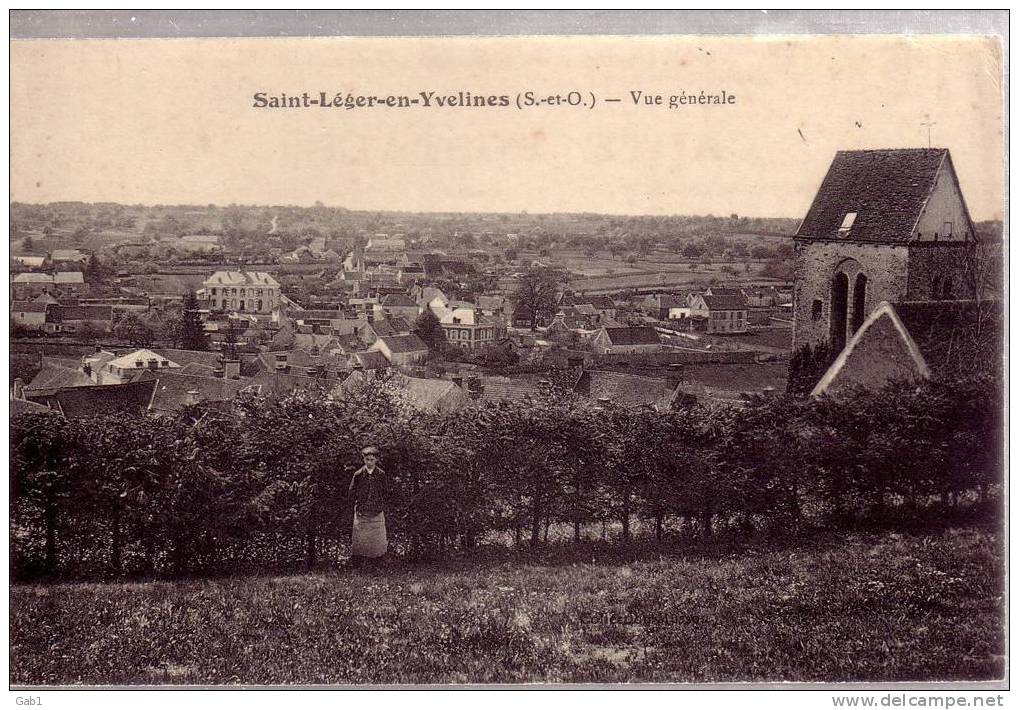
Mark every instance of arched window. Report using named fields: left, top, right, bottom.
left=932, top=275, right=943, bottom=300
left=830, top=272, right=849, bottom=353
left=851, top=274, right=868, bottom=334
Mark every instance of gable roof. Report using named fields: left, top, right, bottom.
left=376, top=333, right=429, bottom=354
left=293, top=309, right=346, bottom=321
left=380, top=293, right=418, bottom=308
left=26, top=360, right=94, bottom=390
left=136, top=371, right=254, bottom=413
left=13, top=273, right=54, bottom=283
left=796, top=148, right=951, bottom=243
left=54, top=272, right=85, bottom=284
left=24, top=379, right=158, bottom=417
left=204, top=271, right=279, bottom=287
left=601, top=326, right=660, bottom=346
left=352, top=351, right=390, bottom=370
left=11, top=398, right=55, bottom=417
left=702, top=294, right=749, bottom=311
left=152, top=348, right=224, bottom=369
left=47, top=305, right=114, bottom=322
left=107, top=349, right=182, bottom=370
left=477, top=376, right=547, bottom=404
left=369, top=317, right=412, bottom=338
left=11, top=300, right=49, bottom=313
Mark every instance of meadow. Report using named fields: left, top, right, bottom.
left=10, top=526, right=1004, bottom=686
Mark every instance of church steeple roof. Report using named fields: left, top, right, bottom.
left=796, top=148, right=968, bottom=243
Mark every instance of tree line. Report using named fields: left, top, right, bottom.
left=10, top=371, right=1002, bottom=580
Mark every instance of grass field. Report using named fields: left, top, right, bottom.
left=10, top=527, right=1004, bottom=686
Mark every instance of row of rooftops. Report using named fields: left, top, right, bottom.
left=11, top=302, right=114, bottom=321
left=12, top=271, right=85, bottom=284
left=203, top=271, right=280, bottom=287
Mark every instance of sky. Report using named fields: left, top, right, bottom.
left=9, top=35, right=1005, bottom=220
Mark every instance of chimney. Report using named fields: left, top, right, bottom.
left=224, top=359, right=241, bottom=380
left=12, top=378, right=24, bottom=400
left=184, top=389, right=200, bottom=407
left=213, top=364, right=225, bottom=378
left=147, top=358, right=159, bottom=371
left=466, top=376, right=483, bottom=399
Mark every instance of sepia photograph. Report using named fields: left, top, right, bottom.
left=7, top=10, right=1008, bottom=696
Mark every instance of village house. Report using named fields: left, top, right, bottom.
left=50, top=248, right=90, bottom=265
left=11, top=271, right=87, bottom=299
left=19, top=379, right=158, bottom=418
left=200, top=271, right=281, bottom=314
left=687, top=293, right=750, bottom=334
left=43, top=304, right=114, bottom=335
left=437, top=308, right=497, bottom=351
left=591, top=326, right=662, bottom=354
left=374, top=293, right=421, bottom=322
left=10, top=301, right=49, bottom=328
left=174, top=234, right=223, bottom=253
left=289, top=308, right=368, bottom=337
left=362, top=316, right=413, bottom=345
left=335, top=370, right=470, bottom=413
left=12, top=255, right=47, bottom=269
left=368, top=333, right=430, bottom=366
left=744, top=286, right=780, bottom=308
left=89, top=348, right=183, bottom=385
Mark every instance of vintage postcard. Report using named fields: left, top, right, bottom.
left=7, top=10, right=1007, bottom=701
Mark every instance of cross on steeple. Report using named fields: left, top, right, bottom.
left=920, top=117, right=936, bottom=148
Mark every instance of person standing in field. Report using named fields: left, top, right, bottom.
left=347, top=445, right=388, bottom=569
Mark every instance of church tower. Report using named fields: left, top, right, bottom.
left=792, top=148, right=978, bottom=352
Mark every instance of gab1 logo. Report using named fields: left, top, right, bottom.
left=15, top=698, right=43, bottom=706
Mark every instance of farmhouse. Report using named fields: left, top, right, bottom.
left=687, top=293, right=749, bottom=334
left=591, top=326, right=661, bottom=355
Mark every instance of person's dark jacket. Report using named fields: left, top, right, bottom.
left=348, top=465, right=387, bottom=517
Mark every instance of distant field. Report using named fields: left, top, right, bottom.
left=10, top=527, right=1003, bottom=685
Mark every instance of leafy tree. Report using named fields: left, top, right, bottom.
left=113, top=313, right=155, bottom=347
left=510, top=266, right=569, bottom=331
left=413, top=309, right=446, bottom=351
left=75, top=321, right=104, bottom=344
left=787, top=341, right=836, bottom=397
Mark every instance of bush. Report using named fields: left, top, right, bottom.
left=10, top=373, right=1003, bottom=580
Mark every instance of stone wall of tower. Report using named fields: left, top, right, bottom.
left=792, top=240, right=909, bottom=350
left=906, top=243, right=977, bottom=300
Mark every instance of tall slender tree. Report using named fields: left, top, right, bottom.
left=179, top=292, right=209, bottom=351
